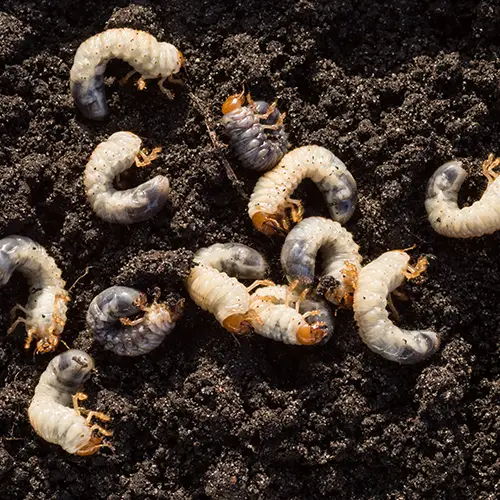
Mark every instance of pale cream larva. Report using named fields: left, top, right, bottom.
left=28, top=350, right=112, bottom=455
left=280, top=216, right=362, bottom=306
left=353, top=250, right=440, bottom=364
left=249, top=284, right=334, bottom=345
left=425, top=154, right=500, bottom=237
left=70, top=28, right=185, bottom=120
left=186, top=243, right=269, bottom=334
left=0, top=236, right=69, bottom=353
left=248, top=145, right=357, bottom=236
left=84, top=131, right=170, bottom=224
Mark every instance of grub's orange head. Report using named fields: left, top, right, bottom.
left=222, top=91, right=246, bottom=115
left=222, top=313, right=253, bottom=335
left=296, top=323, right=327, bottom=346
left=251, top=212, right=286, bottom=237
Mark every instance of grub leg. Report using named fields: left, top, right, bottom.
left=404, top=256, right=428, bottom=280
left=246, top=279, right=275, bottom=293
left=168, top=74, right=185, bottom=86
left=158, top=78, right=174, bottom=99
left=119, top=70, right=137, bottom=86
left=23, top=327, right=35, bottom=350
left=86, top=410, right=111, bottom=425
left=89, top=423, right=113, bottom=437
left=133, top=293, right=148, bottom=310
left=120, top=316, right=145, bottom=327
left=482, top=153, right=500, bottom=183
left=246, top=91, right=255, bottom=109
left=387, top=294, right=400, bottom=322
left=10, top=303, right=28, bottom=319
left=392, top=288, right=410, bottom=301
left=135, top=146, right=162, bottom=168
left=72, top=392, right=88, bottom=415
left=285, top=280, right=300, bottom=307
left=7, top=317, right=27, bottom=335
left=245, top=309, right=263, bottom=327
left=285, top=198, right=304, bottom=223
left=262, top=112, right=286, bottom=130
left=254, top=100, right=277, bottom=120
left=170, top=298, right=186, bottom=322
left=302, top=310, right=321, bottom=319
left=295, top=287, right=310, bottom=312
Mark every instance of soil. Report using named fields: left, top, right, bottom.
left=0, top=1, right=499, bottom=499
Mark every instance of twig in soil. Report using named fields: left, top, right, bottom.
left=69, top=266, right=94, bottom=293
left=188, top=90, right=247, bottom=199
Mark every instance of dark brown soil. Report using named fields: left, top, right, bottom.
left=1, top=1, right=499, bottom=498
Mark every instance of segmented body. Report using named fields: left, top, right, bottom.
left=86, top=286, right=183, bottom=356
left=425, top=157, right=500, bottom=237
left=28, top=350, right=111, bottom=455
left=250, top=284, right=334, bottom=344
left=0, top=236, right=69, bottom=353
left=353, top=251, right=439, bottom=364
left=185, top=243, right=268, bottom=333
left=84, top=131, right=170, bottom=224
left=280, top=216, right=362, bottom=306
left=70, top=28, right=184, bottom=120
left=248, top=145, right=357, bottom=235
left=222, top=99, right=288, bottom=171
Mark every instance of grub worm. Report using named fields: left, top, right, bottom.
left=250, top=284, right=334, bottom=345
left=280, top=216, right=362, bottom=307
left=248, top=145, right=357, bottom=236
left=28, top=350, right=112, bottom=455
left=87, top=286, right=184, bottom=356
left=353, top=250, right=440, bottom=364
left=221, top=90, right=289, bottom=172
left=0, top=236, right=69, bottom=353
left=426, top=154, right=500, bottom=237
left=70, top=28, right=184, bottom=120
left=186, top=243, right=269, bottom=334
left=84, top=131, right=170, bottom=224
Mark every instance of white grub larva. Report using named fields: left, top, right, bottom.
left=280, top=216, right=362, bottom=307
left=353, top=251, right=440, bottom=364
left=186, top=243, right=269, bottom=334
left=84, top=131, right=170, bottom=224
left=0, top=236, right=69, bottom=353
left=248, top=145, right=357, bottom=236
left=250, top=284, right=334, bottom=345
left=425, top=154, right=500, bottom=238
left=86, top=286, right=184, bottom=356
left=221, top=89, right=289, bottom=172
left=28, top=350, right=112, bottom=455
left=70, top=28, right=184, bottom=120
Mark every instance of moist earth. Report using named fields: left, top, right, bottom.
left=0, top=1, right=499, bottom=499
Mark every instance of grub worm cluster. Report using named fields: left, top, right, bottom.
left=3, top=22, right=465, bottom=456
left=3, top=28, right=187, bottom=456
